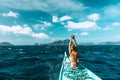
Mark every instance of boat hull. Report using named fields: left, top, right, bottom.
left=59, top=52, right=102, bottom=80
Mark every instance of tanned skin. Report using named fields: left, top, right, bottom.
left=69, top=35, right=78, bottom=68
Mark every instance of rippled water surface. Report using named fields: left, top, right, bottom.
left=0, top=45, right=120, bottom=80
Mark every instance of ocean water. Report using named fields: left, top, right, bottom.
left=0, top=45, right=120, bottom=80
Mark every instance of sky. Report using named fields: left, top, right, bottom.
left=0, top=0, right=120, bottom=45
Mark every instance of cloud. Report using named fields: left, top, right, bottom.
left=32, top=33, right=48, bottom=39
left=102, top=27, right=112, bottom=31
left=0, top=25, right=32, bottom=35
left=60, top=15, right=72, bottom=22
left=2, top=11, right=18, bottom=18
left=87, top=13, right=100, bottom=21
left=33, top=21, right=52, bottom=30
left=0, top=25, right=48, bottom=39
left=112, top=22, right=120, bottom=27
left=66, top=21, right=98, bottom=30
left=0, top=0, right=85, bottom=12
left=52, top=16, right=59, bottom=22
left=49, top=31, right=53, bottom=34
left=52, top=15, right=72, bottom=23
left=104, top=4, right=120, bottom=18
left=80, top=32, right=89, bottom=36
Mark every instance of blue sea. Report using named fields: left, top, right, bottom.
left=0, top=45, right=120, bottom=80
